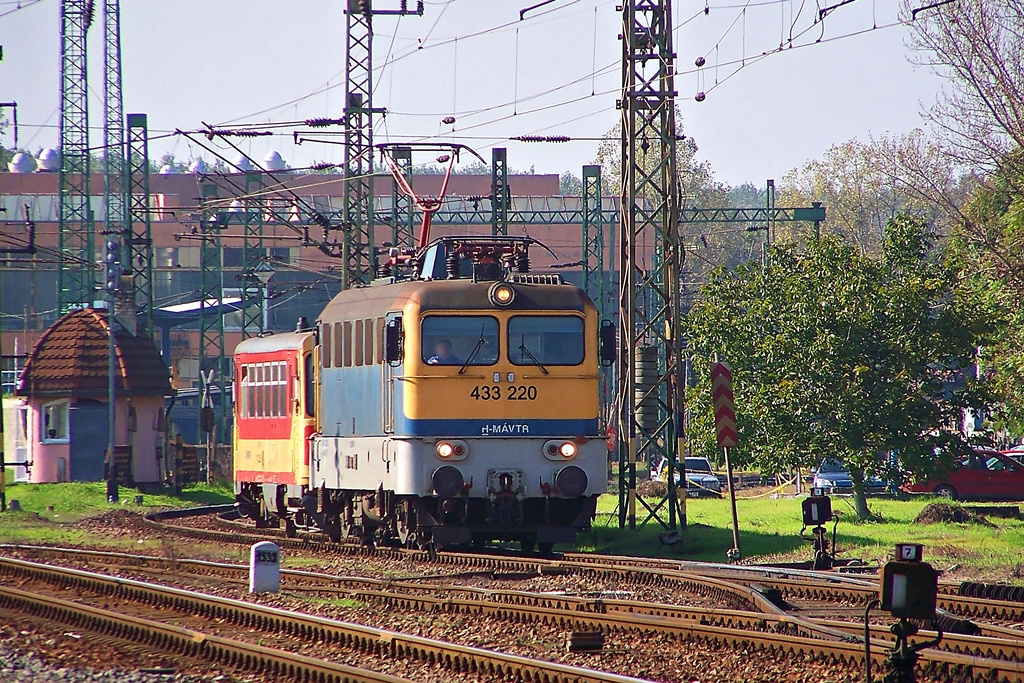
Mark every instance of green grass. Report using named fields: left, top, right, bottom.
left=575, top=493, right=1024, bottom=578
left=0, top=481, right=233, bottom=521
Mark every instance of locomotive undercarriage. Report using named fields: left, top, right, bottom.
left=237, top=482, right=597, bottom=552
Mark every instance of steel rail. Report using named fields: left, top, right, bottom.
left=4, top=551, right=1024, bottom=680
left=0, top=584, right=412, bottom=683
left=145, top=507, right=1024, bottom=623
left=0, top=556, right=653, bottom=683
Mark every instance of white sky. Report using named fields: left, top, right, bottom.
left=1, top=0, right=948, bottom=187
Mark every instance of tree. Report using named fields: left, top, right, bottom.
left=779, top=131, right=964, bottom=253
left=559, top=171, right=582, bottom=196
left=904, top=0, right=1024, bottom=173
left=685, top=217, right=996, bottom=519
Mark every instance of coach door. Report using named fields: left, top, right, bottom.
left=382, top=312, right=403, bottom=433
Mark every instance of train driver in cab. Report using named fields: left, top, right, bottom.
left=427, top=339, right=463, bottom=365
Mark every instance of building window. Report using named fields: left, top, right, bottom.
left=42, top=400, right=69, bottom=442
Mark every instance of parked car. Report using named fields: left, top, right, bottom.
left=1002, top=446, right=1024, bottom=467
left=811, top=458, right=888, bottom=495
left=654, top=457, right=723, bottom=498
left=904, top=449, right=1024, bottom=501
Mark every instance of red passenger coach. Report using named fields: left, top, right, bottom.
left=233, top=327, right=316, bottom=528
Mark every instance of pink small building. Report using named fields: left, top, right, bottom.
left=15, top=309, right=172, bottom=486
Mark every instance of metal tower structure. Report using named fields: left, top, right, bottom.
left=581, top=165, right=604, bottom=320
left=618, top=0, right=684, bottom=531
left=58, top=0, right=95, bottom=313
left=341, top=0, right=423, bottom=289
left=198, top=181, right=228, bottom=440
left=102, top=0, right=127, bottom=324
left=389, top=146, right=415, bottom=250
left=126, top=113, right=154, bottom=337
left=241, top=172, right=266, bottom=338
left=491, top=148, right=509, bottom=236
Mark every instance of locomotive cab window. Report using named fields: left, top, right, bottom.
left=508, top=316, right=585, bottom=366
left=421, top=316, right=499, bottom=366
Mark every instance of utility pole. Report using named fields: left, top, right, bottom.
left=491, top=148, right=509, bottom=236
left=618, top=0, right=684, bottom=531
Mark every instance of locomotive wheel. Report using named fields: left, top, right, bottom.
left=538, top=542, right=554, bottom=556
left=323, top=515, right=342, bottom=543
left=520, top=534, right=537, bottom=553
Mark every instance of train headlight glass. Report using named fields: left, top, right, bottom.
left=489, top=282, right=516, bottom=307
left=435, top=439, right=468, bottom=461
left=543, top=440, right=578, bottom=461
left=555, top=465, right=588, bottom=497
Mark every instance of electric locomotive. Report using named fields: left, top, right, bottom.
left=233, top=143, right=611, bottom=551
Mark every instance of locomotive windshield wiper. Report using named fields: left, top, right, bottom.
left=518, top=336, right=549, bottom=374
left=458, top=324, right=488, bottom=375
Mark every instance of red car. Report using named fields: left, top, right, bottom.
left=904, top=450, right=1024, bottom=501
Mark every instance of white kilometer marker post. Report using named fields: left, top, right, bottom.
left=249, top=541, right=280, bottom=594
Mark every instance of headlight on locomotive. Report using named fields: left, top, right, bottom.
left=543, top=439, right=578, bottom=461
left=435, top=439, right=468, bottom=460
left=488, top=282, right=516, bottom=307
left=555, top=465, right=588, bottom=497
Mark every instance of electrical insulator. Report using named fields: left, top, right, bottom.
left=436, top=154, right=451, bottom=164
left=695, top=92, right=706, bottom=102
left=695, top=56, right=706, bottom=67
left=442, top=116, right=456, bottom=125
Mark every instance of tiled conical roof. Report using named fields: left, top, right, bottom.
left=17, top=308, right=171, bottom=398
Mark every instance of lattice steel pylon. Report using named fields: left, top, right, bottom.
left=491, top=148, right=509, bottom=237
left=126, top=113, right=154, bottom=337
left=101, top=0, right=127, bottom=322
left=341, top=0, right=423, bottom=289
left=58, top=0, right=95, bottom=313
left=389, top=146, right=415, bottom=250
left=617, top=0, right=685, bottom=531
left=198, top=181, right=227, bottom=440
left=241, top=172, right=266, bottom=339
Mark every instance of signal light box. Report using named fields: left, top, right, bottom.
left=801, top=495, right=833, bottom=526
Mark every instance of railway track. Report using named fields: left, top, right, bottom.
left=146, top=506, right=1024, bottom=625
left=0, top=555, right=653, bottom=683
left=5, top=545, right=1024, bottom=680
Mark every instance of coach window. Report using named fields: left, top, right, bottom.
left=354, top=319, right=364, bottom=367
left=421, top=316, right=499, bottom=366
left=321, top=324, right=332, bottom=368
left=508, top=316, right=585, bottom=366
left=271, top=363, right=281, bottom=417
left=254, top=365, right=263, bottom=417
left=239, top=366, right=250, bottom=418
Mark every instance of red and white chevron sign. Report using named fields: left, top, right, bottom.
left=711, top=362, right=738, bottom=449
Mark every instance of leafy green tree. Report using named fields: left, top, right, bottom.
left=559, top=171, right=582, bottom=196
left=685, top=216, right=996, bottom=518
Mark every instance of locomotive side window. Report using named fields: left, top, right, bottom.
left=508, top=316, right=585, bottom=366
left=321, top=324, right=331, bottom=368
left=364, top=319, right=374, bottom=366
left=343, top=321, right=353, bottom=367
left=255, top=364, right=264, bottom=417
left=421, top=316, right=499, bottom=366
left=354, top=319, right=364, bottom=367
left=334, top=322, right=344, bottom=368
left=376, top=317, right=385, bottom=364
